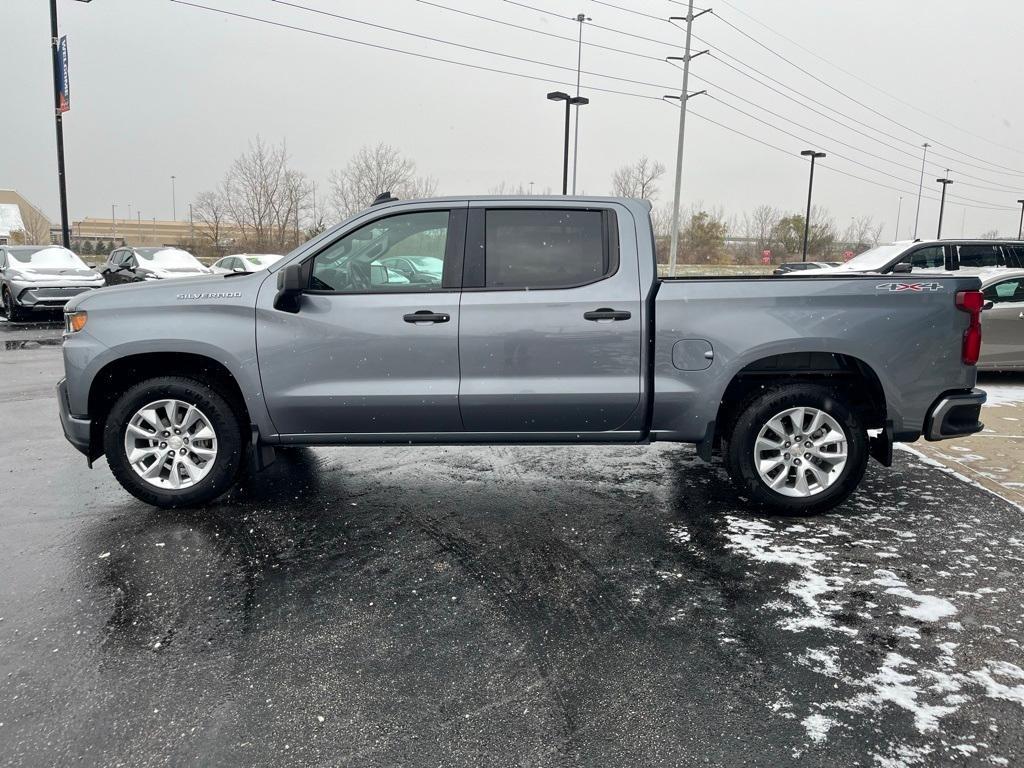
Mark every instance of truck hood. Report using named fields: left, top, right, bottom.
left=65, top=272, right=256, bottom=312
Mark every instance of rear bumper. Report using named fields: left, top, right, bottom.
left=57, top=377, right=91, bottom=457
left=924, top=388, right=986, bottom=441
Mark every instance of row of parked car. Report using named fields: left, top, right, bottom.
left=0, top=244, right=283, bottom=322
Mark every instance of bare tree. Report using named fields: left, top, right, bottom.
left=192, top=190, right=229, bottom=252
left=979, top=229, right=1000, bottom=239
left=610, top=156, right=666, bottom=200
left=844, top=215, right=884, bottom=252
left=12, top=203, right=53, bottom=245
left=329, top=143, right=436, bottom=220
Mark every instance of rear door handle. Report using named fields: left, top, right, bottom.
left=583, top=308, right=632, bottom=322
left=403, top=310, right=450, bottom=324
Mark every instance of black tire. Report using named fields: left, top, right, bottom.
left=2, top=286, right=28, bottom=322
left=103, top=376, right=245, bottom=508
left=724, top=384, right=868, bottom=515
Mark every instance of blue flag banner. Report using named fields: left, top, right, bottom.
left=57, top=36, right=70, bottom=113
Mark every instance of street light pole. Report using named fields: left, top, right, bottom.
left=895, top=195, right=903, bottom=240
left=1017, top=199, right=1024, bottom=240
left=171, top=175, right=177, bottom=220
left=913, top=142, right=930, bottom=239
left=936, top=174, right=953, bottom=238
left=547, top=91, right=588, bottom=195
left=111, top=203, right=117, bottom=242
left=800, top=150, right=826, bottom=261
left=570, top=12, right=590, bottom=195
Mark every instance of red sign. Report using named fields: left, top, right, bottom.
left=843, top=250, right=855, bottom=261
left=761, top=249, right=772, bottom=265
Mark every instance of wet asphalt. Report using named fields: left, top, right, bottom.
left=1, top=317, right=1023, bottom=767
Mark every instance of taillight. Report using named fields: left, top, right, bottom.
left=955, top=290, right=983, bottom=365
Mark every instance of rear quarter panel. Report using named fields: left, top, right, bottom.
left=652, top=275, right=980, bottom=441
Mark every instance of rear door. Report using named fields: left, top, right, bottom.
left=981, top=276, right=1024, bottom=368
left=458, top=203, right=643, bottom=434
left=256, top=203, right=467, bottom=437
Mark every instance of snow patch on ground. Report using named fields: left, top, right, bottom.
left=884, top=588, right=958, bottom=622
left=982, top=384, right=1024, bottom=408
left=801, top=713, right=837, bottom=744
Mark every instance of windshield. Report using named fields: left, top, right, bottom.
left=835, top=244, right=907, bottom=271
left=9, top=247, right=87, bottom=269
left=139, top=249, right=203, bottom=268
left=407, top=256, right=443, bottom=273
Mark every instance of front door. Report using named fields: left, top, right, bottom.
left=256, top=204, right=467, bottom=437
left=982, top=276, right=1024, bottom=368
left=458, top=204, right=644, bottom=433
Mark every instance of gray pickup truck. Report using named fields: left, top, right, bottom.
left=57, top=196, right=986, bottom=514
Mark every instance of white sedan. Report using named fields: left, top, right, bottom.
left=210, top=254, right=283, bottom=274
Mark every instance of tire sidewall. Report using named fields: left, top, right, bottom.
left=727, top=385, right=868, bottom=515
left=103, top=377, right=244, bottom=508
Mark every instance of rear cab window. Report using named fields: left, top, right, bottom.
left=471, top=208, right=617, bottom=290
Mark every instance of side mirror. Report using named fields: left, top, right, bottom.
left=891, top=262, right=913, bottom=274
left=275, top=262, right=309, bottom=313
left=983, top=300, right=994, bottom=311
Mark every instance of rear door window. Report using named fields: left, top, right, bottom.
left=483, top=209, right=611, bottom=289
left=956, top=244, right=1004, bottom=268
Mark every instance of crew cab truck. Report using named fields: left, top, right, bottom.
left=57, top=196, right=986, bottom=514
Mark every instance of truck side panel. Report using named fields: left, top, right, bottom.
left=652, top=276, right=979, bottom=442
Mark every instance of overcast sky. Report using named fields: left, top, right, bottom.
left=3, top=0, right=1024, bottom=239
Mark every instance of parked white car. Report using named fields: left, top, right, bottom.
left=210, top=254, right=284, bottom=274
left=789, top=240, right=1024, bottom=276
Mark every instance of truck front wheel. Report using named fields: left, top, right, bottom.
left=103, top=377, right=245, bottom=508
left=724, top=384, right=868, bottom=515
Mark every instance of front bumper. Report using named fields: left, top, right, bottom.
left=57, top=377, right=92, bottom=458
left=12, top=283, right=100, bottom=310
left=924, top=388, right=986, bottom=441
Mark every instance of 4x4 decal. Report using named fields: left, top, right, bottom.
left=875, top=282, right=943, bottom=293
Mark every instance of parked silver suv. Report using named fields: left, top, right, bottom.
left=1, top=245, right=104, bottom=321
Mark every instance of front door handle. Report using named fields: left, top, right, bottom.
left=403, top=310, right=450, bottom=324
left=584, top=308, right=632, bottom=322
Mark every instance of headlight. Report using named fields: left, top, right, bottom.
left=64, top=310, right=88, bottom=334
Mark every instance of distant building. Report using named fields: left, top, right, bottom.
left=69, top=217, right=243, bottom=254
left=0, top=190, right=53, bottom=245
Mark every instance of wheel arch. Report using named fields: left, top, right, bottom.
left=87, top=352, right=255, bottom=460
left=713, top=351, right=888, bottom=448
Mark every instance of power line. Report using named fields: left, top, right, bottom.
left=167, top=0, right=664, bottom=100
left=415, top=0, right=665, bottom=62
left=706, top=0, right=1024, bottom=161
left=167, top=0, right=1017, bottom=213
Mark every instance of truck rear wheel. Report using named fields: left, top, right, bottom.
left=724, top=384, right=868, bottom=515
left=103, top=376, right=244, bottom=508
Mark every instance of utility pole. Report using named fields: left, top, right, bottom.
left=936, top=173, right=953, bottom=239
left=666, top=2, right=711, bottom=276
left=171, top=175, right=177, bottom=220
left=189, top=203, right=194, bottom=249
left=569, top=13, right=591, bottom=195
left=894, top=196, right=903, bottom=240
left=913, top=142, right=930, bottom=239
left=800, top=151, right=826, bottom=260
left=1017, top=199, right=1024, bottom=240
left=111, top=203, right=117, bottom=242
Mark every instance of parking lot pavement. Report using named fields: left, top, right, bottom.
left=912, top=372, right=1024, bottom=509
left=2, top=344, right=1023, bottom=768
